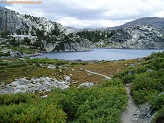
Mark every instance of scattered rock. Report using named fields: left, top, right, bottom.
left=0, top=82, right=5, bottom=87
left=146, top=69, right=153, bottom=72
left=132, top=103, right=154, bottom=123
left=130, top=64, right=135, bottom=67
left=79, top=68, right=84, bottom=71
left=64, top=75, right=71, bottom=84
left=128, top=70, right=133, bottom=75
left=41, top=95, right=48, bottom=98
left=78, top=82, right=94, bottom=88
left=71, top=69, right=75, bottom=71
left=0, top=77, right=71, bottom=94
left=47, top=64, right=56, bottom=69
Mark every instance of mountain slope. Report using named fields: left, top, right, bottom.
left=0, top=6, right=93, bottom=56
left=111, top=17, right=164, bottom=31
left=0, top=6, right=164, bottom=58
left=107, top=25, right=164, bottom=49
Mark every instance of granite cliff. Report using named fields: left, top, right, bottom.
left=107, top=25, right=164, bottom=49
left=0, top=6, right=164, bottom=58
left=0, top=6, right=93, bottom=56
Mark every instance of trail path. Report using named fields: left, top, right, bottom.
left=85, top=70, right=138, bottom=123
left=121, top=83, right=138, bottom=123
left=85, top=69, right=111, bottom=80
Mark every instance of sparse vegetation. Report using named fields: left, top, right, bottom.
left=0, top=51, right=164, bottom=122
left=0, top=79, right=127, bottom=123
left=116, top=51, right=164, bottom=122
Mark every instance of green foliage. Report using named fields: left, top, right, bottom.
left=149, top=94, right=164, bottom=111
left=151, top=107, right=164, bottom=123
left=0, top=93, right=36, bottom=105
left=132, top=89, right=159, bottom=105
left=76, top=30, right=117, bottom=43
left=7, top=38, right=20, bottom=47
left=116, top=51, right=164, bottom=106
left=1, top=31, right=10, bottom=38
left=0, top=52, right=10, bottom=57
left=101, top=78, right=124, bottom=87
left=0, top=99, right=67, bottom=123
left=36, top=29, right=45, bottom=40
left=7, top=61, right=27, bottom=68
left=56, top=80, right=127, bottom=122
left=28, top=58, right=68, bottom=65
left=23, top=37, right=31, bottom=45
left=16, top=29, right=21, bottom=35
left=70, top=62, right=88, bottom=66
left=0, top=78, right=127, bottom=123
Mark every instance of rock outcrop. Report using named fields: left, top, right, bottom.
left=112, top=17, right=164, bottom=31
left=108, top=25, right=164, bottom=49
left=0, top=6, right=65, bottom=34
left=1, top=6, right=164, bottom=56
left=0, top=6, right=93, bottom=54
left=0, top=77, right=71, bottom=94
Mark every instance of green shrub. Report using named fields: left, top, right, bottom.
left=122, top=74, right=135, bottom=84
left=7, top=62, right=27, bottom=68
left=0, top=93, right=36, bottom=105
left=59, top=86, right=127, bottom=122
left=0, top=101, right=67, bottom=123
left=0, top=52, right=10, bottom=57
left=101, top=79, right=124, bottom=87
left=132, top=90, right=159, bottom=105
left=151, top=107, right=164, bottom=123
left=28, top=58, right=68, bottom=65
left=149, top=94, right=164, bottom=111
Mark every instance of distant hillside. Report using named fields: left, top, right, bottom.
left=0, top=6, right=164, bottom=58
left=0, top=6, right=93, bottom=57
left=111, top=17, right=164, bottom=31
left=108, top=25, right=164, bottom=49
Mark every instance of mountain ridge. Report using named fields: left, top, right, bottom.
left=0, top=6, right=164, bottom=58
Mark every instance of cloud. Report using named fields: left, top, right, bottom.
left=4, top=0, right=164, bottom=28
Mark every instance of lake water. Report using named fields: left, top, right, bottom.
left=33, top=49, right=163, bottom=61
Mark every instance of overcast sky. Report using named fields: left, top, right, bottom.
left=2, top=0, right=164, bottom=28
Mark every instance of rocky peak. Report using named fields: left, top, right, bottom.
left=0, top=6, right=66, bottom=34
left=109, top=25, right=164, bottom=49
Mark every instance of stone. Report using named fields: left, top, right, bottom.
left=78, top=82, right=94, bottom=88
left=0, top=82, right=5, bottom=87
left=79, top=68, right=84, bottom=71
left=128, top=70, right=133, bottom=75
left=14, top=89, right=26, bottom=94
left=109, top=25, right=164, bottom=49
left=64, top=75, right=71, bottom=83
left=47, top=64, right=56, bottom=69
left=0, top=76, right=71, bottom=94
left=41, top=95, right=48, bottom=98
left=146, top=69, right=153, bottom=72
left=71, top=69, right=75, bottom=71
left=0, top=87, right=15, bottom=94
left=57, top=83, right=69, bottom=90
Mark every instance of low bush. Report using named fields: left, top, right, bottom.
left=0, top=79, right=127, bottom=123
left=149, top=94, right=164, bottom=111
left=151, top=107, right=164, bottom=123
left=28, top=58, right=68, bottom=65
left=0, top=93, right=36, bottom=105
left=7, top=62, right=27, bottom=68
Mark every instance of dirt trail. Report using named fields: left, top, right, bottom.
left=121, top=83, right=138, bottom=123
left=85, top=70, right=138, bottom=123
left=85, top=69, right=111, bottom=80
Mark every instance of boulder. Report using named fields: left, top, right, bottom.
left=78, top=82, right=94, bottom=88
left=64, top=75, right=71, bottom=84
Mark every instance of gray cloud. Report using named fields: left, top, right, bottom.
left=4, top=0, right=164, bottom=28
